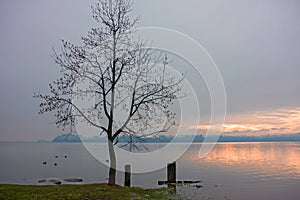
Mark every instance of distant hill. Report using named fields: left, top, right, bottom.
left=52, top=134, right=81, bottom=142
left=217, top=133, right=300, bottom=142
left=51, top=133, right=300, bottom=143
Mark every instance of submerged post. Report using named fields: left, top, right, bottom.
left=124, top=164, right=131, bottom=187
left=167, top=161, right=176, bottom=183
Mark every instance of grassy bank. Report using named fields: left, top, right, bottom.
left=0, top=183, right=179, bottom=200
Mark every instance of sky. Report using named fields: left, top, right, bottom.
left=0, top=0, right=299, bottom=141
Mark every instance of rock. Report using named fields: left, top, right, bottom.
left=158, top=181, right=167, bottom=185
left=183, top=180, right=201, bottom=184
left=42, top=161, right=47, bottom=165
left=158, top=180, right=202, bottom=185
left=195, top=185, right=203, bottom=188
left=39, top=178, right=61, bottom=185
left=54, top=163, right=57, bottom=166
left=49, top=179, right=62, bottom=185
left=64, top=178, right=83, bottom=183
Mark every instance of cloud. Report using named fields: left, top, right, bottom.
left=190, top=107, right=300, bottom=135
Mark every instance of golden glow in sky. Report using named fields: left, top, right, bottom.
left=191, top=107, right=300, bottom=135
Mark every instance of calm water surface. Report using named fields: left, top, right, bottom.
left=0, top=142, right=299, bottom=200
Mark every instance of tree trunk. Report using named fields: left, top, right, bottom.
left=108, top=138, right=116, bottom=186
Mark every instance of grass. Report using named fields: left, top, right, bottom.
left=0, top=183, right=179, bottom=200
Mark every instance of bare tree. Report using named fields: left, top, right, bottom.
left=34, top=0, right=183, bottom=186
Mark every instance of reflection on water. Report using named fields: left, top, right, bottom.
left=0, top=142, right=299, bottom=199
left=189, top=142, right=300, bottom=180
left=178, top=142, right=300, bottom=200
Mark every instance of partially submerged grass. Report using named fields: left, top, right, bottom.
left=0, top=183, right=179, bottom=200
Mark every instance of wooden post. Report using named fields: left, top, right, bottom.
left=124, top=164, right=131, bottom=187
left=167, top=162, right=176, bottom=183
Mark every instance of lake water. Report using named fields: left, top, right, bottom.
left=0, top=142, right=299, bottom=199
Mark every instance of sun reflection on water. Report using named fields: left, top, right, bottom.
left=188, top=142, right=300, bottom=180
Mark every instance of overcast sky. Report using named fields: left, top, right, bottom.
left=0, top=0, right=299, bottom=141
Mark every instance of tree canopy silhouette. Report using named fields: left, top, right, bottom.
left=34, top=0, right=183, bottom=186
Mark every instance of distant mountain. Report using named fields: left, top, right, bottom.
left=52, top=134, right=81, bottom=143
left=51, top=134, right=202, bottom=143
left=51, top=133, right=300, bottom=143
left=217, top=133, right=300, bottom=142
left=51, top=134, right=107, bottom=143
